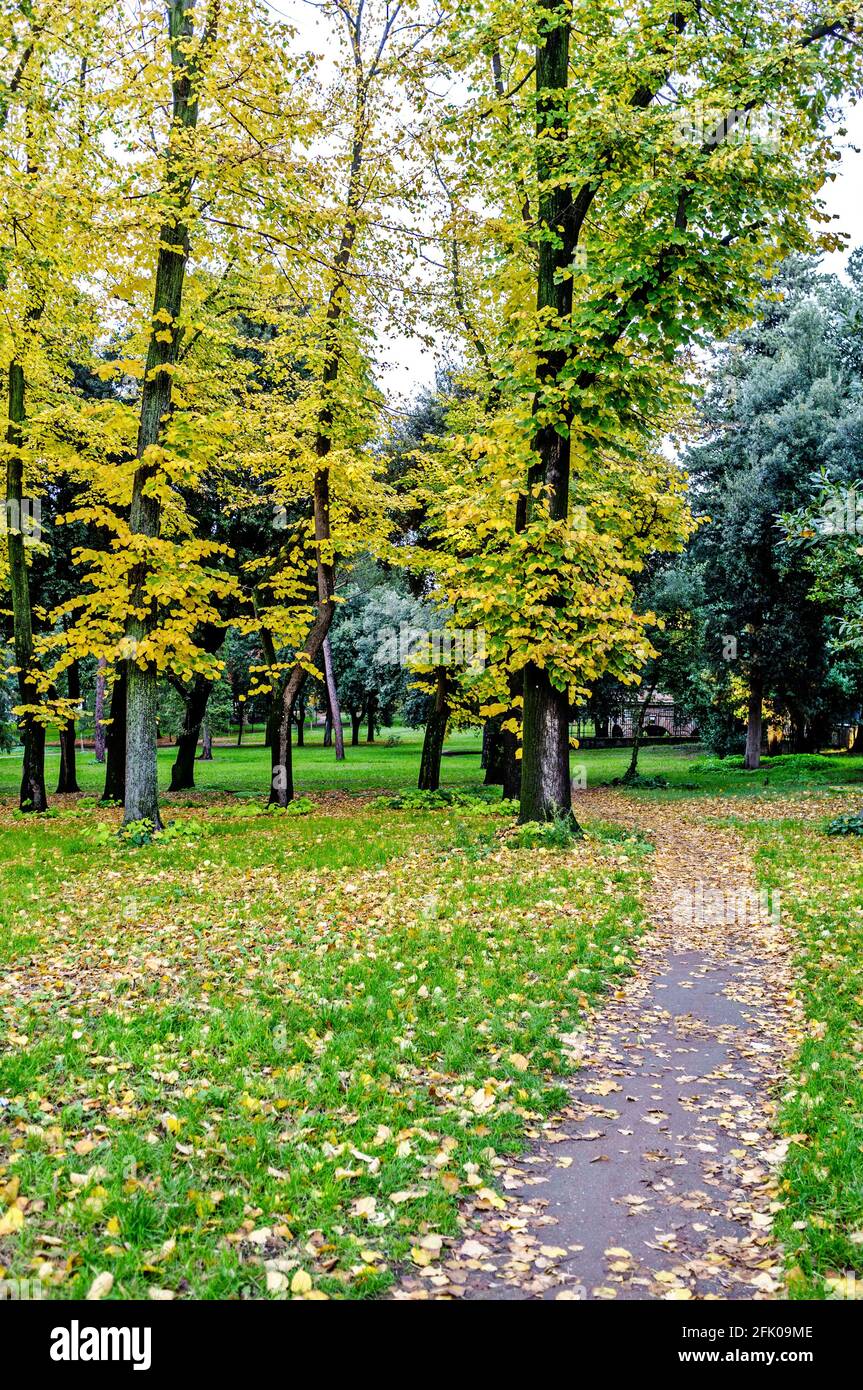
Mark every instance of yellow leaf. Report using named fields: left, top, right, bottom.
left=87, top=1271, right=114, bottom=1301
left=291, top=1269, right=312, bottom=1295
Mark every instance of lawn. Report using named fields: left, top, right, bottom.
left=3, top=733, right=863, bottom=1300
left=743, top=817, right=863, bottom=1298
left=0, top=746, right=647, bottom=1300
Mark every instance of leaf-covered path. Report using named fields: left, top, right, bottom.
left=395, top=791, right=801, bottom=1300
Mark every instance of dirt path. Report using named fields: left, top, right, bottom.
left=395, top=790, right=801, bottom=1301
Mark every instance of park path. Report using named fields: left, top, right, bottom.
left=395, top=790, right=801, bottom=1301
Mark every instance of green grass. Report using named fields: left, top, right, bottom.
left=4, top=734, right=863, bottom=1299
left=7, top=732, right=863, bottom=804
left=0, top=761, right=648, bottom=1299
left=743, top=818, right=863, bottom=1298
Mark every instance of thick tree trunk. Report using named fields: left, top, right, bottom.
left=418, top=668, right=448, bottom=792
left=519, top=665, right=573, bottom=821
left=744, top=670, right=763, bottom=770
left=93, top=656, right=107, bottom=762
left=351, top=710, right=362, bottom=747
left=123, top=0, right=216, bottom=830
left=169, top=674, right=212, bottom=791
left=323, top=635, right=345, bottom=760
left=518, top=11, right=579, bottom=831
left=5, top=358, right=48, bottom=812
left=57, top=659, right=81, bottom=793
left=102, top=664, right=127, bottom=803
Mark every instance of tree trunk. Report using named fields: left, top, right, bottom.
left=268, top=21, right=370, bottom=808
left=519, top=665, right=573, bottom=821
left=622, top=682, right=656, bottom=784
left=323, top=710, right=332, bottom=747
left=93, top=656, right=107, bottom=762
left=5, top=358, right=48, bottom=812
left=418, top=668, right=448, bottom=792
left=518, top=11, right=579, bottom=831
left=323, top=634, right=345, bottom=760
left=198, top=720, right=213, bottom=759
left=295, top=707, right=304, bottom=747
left=57, top=659, right=81, bottom=794
left=744, top=670, right=763, bottom=771
left=351, top=710, right=362, bottom=747
left=501, top=673, right=523, bottom=801
left=483, top=718, right=504, bottom=785
left=169, top=674, right=212, bottom=791
left=366, top=693, right=376, bottom=744
left=102, top=664, right=127, bottom=803
left=123, top=0, right=217, bottom=830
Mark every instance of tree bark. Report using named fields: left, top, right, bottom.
left=295, top=704, right=305, bottom=747
left=518, top=10, right=579, bottom=829
left=622, top=682, right=657, bottom=783
left=268, top=8, right=370, bottom=807
left=519, top=665, right=573, bottom=820
left=351, top=709, right=362, bottom=747
left=5, top=357, right=47, bottom=812
left=366, top=692, right=376, bottom=743
left=501, top=672, right=523, bottom=801
left=123, top=0, right=219, bottom=830
left=322, top=634, right=345, bottom=760
left=483, top=717, right=504, bottom=785
left=744, top=669, right=763, bottom=770
left=169, top=673, right=212, bottom=791
left=418, top=668, right=448, bottom=792
left=102, top=664, right=127, bottom=803
left=57, top=658, right=81, bottom=793
left=93, top=656, right=107, bottom=762
left=198, top=719, right=212, bottom=759
left=323, top=710, right=332, bottom=746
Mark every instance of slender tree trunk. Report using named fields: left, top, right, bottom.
left=418, top=668, right=448, bottom=792
left=57, top=659, right=81, bottom=793
left=123, top=0, right=218, bottom=830
left=169, top=674, right=212, bottom=791
left=366, top=692, right=376, bottom=744
left=295, top=707, right=304, bottom=747
left=198, top=719, right=212, bottom=759
left=5, top=358, right=47, bottom=812
left=351, top=710, right=362, bottom=747
left=483, top=717, right=504, bottom=785
left=323, top=710, right=332, bottom=746
left=93, top=656, right=107, bottom=762
left=501, top=672, right=523, bottom=801
left=744, top=670, right=763, bottom=771
left=102, top=664, right=127, bottom=803
left=622, top=682, right=657, bottom=783
left=518, top=11, right=579, bottom=829
left=236, top=702, right=245, bottom=746
left=268, top=20, right=369, bottom=808
left=322, top=634, right=345, bottom=760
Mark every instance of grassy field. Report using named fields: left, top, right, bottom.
left=2, top=732, right=863, bottom=1299
left=0, top=739, right=648, bottom=1300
